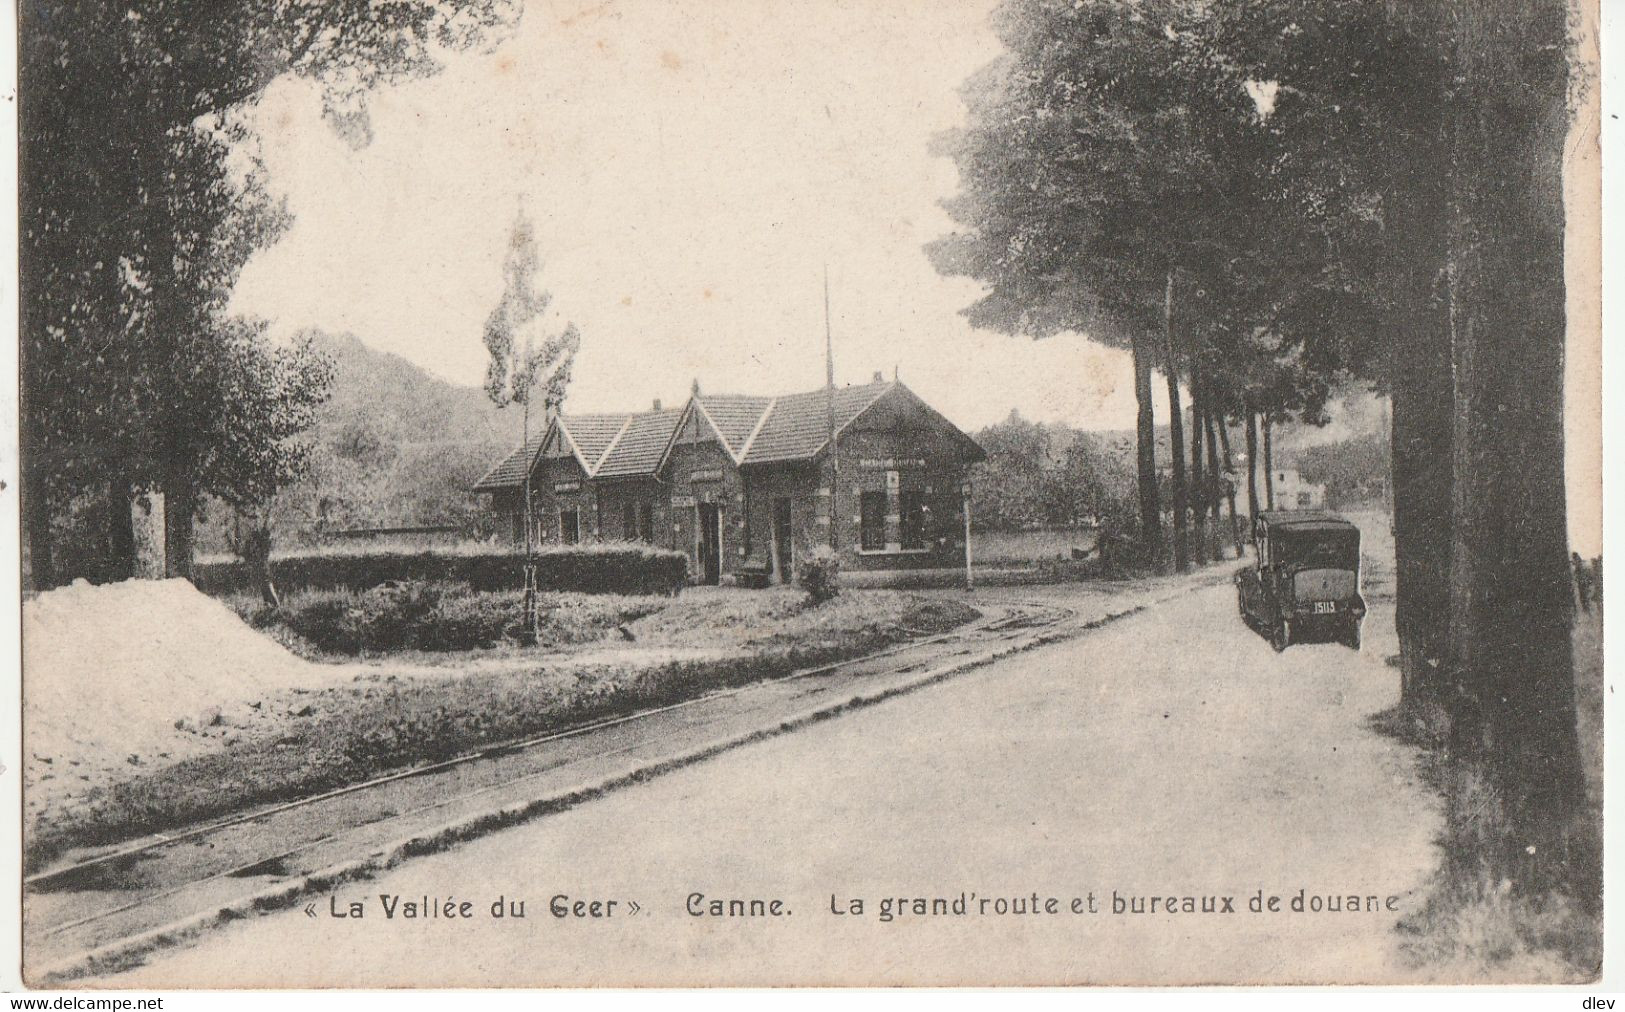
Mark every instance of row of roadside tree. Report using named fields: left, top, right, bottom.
left=930, top=0, right=1593, bottom=934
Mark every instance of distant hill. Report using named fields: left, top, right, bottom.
left=198, top=332, right=525, bottom=551
left=309, top=332, right=515, bottom=451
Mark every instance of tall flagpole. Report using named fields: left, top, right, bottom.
left=824, top=265, right=839, bottom=552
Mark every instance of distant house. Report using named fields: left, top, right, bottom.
left=473, top=375, right=985, bottom=585
left=1270, top=468, right=1327, bottom=510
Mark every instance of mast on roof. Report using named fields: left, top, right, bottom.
left=825, top=265, right=839, bottom=552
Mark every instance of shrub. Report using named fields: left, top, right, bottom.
left=194, top=543, right=689, bottom=598
left=796, top=545, right=841, bottom=604
left=279, top=590, right=365, bottom=654
left=353, top=581, right=444, bottom=650
left=425, top=592, right=515, bottom=651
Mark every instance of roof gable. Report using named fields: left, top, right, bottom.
left=560, top=414, right=633, bottom=472
left=474, top=380, right=983, bottom=492
left=694, top=394, right=775, bottom=458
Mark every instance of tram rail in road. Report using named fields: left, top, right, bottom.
left=28, top=597, right=1089, bottom=982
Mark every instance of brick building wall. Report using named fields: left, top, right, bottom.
left=476, top=381, right=982, bottom=584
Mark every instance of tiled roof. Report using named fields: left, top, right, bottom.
left=693, top=395, right=775, bottom=458
left=472, top=433, right=547, bottom=492
left=560, top=414, right=634, bottom=470
left=472, top=413, right=630, bottom=490
left=474, top=380, right=979, bottom=491
left=594, top=409, right=683, bottom=479
left=740, top=382, right=893, bottom=464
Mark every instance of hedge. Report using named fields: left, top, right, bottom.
left=193, top=543, right=689, bottom=598
left=238, top=583, right=670, bottom=655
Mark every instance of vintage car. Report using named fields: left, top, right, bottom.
left=1236, top=510, right=1365, bottom=651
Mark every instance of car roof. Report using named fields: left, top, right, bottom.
left=1257, top=509, right=1360, bottom=532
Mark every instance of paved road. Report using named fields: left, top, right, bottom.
left=101, top=581, right=1442, bottom=987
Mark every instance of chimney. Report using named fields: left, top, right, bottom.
left=653, top=398, right=662, bottom=411
left=872, top=370, right=884, bottom=383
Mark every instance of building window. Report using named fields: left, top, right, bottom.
left=560, top=508, right=580, bottom=545
left=900, top=490, right=928, bottom=550
left=860, top=491, right=887, bottom=551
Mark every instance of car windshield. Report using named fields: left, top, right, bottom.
left=1273, top=528, right=1360, bottom=570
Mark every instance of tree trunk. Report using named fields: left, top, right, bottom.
left=1388, top=188, right=1456, bottom=714
left=1130, top=333, right=1163, bottom=559
left=1162, top=272, right=1188, bottom=572
left=1189, top=375, right=1207, bottom=566
left=1439, top=0, right=1586, bottom=899
left=1244, top=409, right=1261, bottom=540
left=163, top=469, right=196, bottom=580
left=1204, top=408, right=1224, bottom=560
left=1217, top=417, right=1243, bottom=556
left=1262, top=412, right=1275, bottom=510
left=23, top=466, right=56, bottom=592
left=107, top=475, right=137, bottom=582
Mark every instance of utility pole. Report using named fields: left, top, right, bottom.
left=962, top=478, right=974, bottom=592
left=824, top=265, right=839, bottom=552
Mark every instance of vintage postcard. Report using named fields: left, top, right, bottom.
left=12, top=0, right=1604, bottom=990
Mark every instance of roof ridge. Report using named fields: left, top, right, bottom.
left=691, top=396, right=745, bottom=465
left=806, top=381, right=897, bottom=460
left=588, top=415, right=637, bottom=477
left=554, top=417, right=595, bottom=475
left=736, top=396, right=778, bottom=462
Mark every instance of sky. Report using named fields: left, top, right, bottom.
left=231, top=0, right=1154, bottom=433
left=226, top=0, right=1599, bottom=551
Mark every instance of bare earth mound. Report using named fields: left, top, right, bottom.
left=22, top=578, right=347, bottom=820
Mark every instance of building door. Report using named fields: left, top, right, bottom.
left=772, top=498, right=794, bottom=583
left=698, top=503, right=722, bottom=585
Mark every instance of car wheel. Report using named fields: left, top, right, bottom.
left=1343, top=619, right=1362, bottom=651
left=1271, top=620, right=1290, bottom=653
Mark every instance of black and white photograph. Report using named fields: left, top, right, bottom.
left=10, top=0, right=1607, bottom=991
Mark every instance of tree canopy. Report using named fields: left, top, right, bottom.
left=21, top=0, right=521, bottom=583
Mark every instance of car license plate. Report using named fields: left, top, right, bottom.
left=1313, top=601, right=1336, bottom=614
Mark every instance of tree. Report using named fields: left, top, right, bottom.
left=969, top=411, right=1054, bottom=530
left=482, top=207, right=582, bottom=642
left=1212, top=0, right=1590, bottom=902
left=929, top=0, right=1358, bottom=569
left=1216, top=0, right=1455, bottom=708
left=928, top=0, right=1246, bottom=561
left=1431, top=0, right=1586, bottom=899
left=481, top=206, right=584, bottom=547
left=21, top=0, right=519, bottom=585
